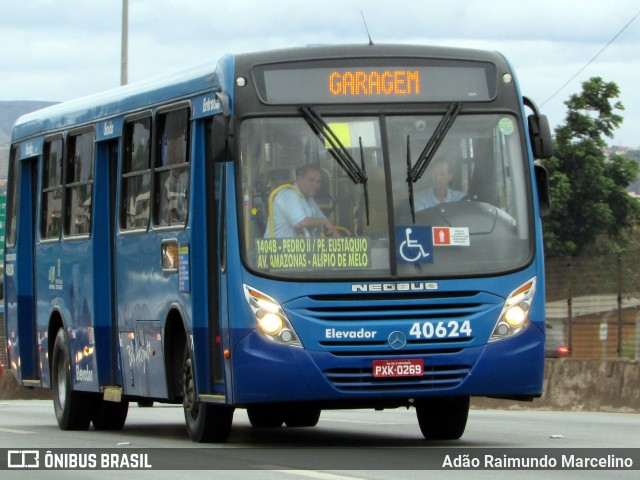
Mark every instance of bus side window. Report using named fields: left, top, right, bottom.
left=5, top=145, right=20, bottom=247
left=121, top=117, right=151, bottom=230
left=41, top=137, right=64, bottom=240
left=154, top=108, right=190, bottom=227
left=65, top=130, right=95, bottom=237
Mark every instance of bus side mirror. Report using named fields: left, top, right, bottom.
left=528, top=114, right=553, bottom=160
left=534, top=163, right=551, bottom=217
left=211, top=114, right=234, bottom=163
left=523, top=96, right=553, bottom=160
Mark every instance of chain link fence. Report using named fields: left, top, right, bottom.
left=546, top=251, right=640, bottom=359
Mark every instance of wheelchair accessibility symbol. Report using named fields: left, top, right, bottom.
left=396, top=226, right=433, bottom=264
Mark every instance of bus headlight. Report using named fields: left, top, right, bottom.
left=243, top=285, right=302, bottom=347
left=504, top=305, right=526, bottom=327
left=489, top=278, right=536, bottom=342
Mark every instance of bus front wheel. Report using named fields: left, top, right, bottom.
left=284, top=407, right=321, bottom=427
left=415, top=396, right=469, bottom=440
left=247, top=406, right=284, bottom=428
left=92, top=399, right=129, bottom=430
left=182, top=348, right=234, bottom=442
left=51, top=328, right=95, bottom=430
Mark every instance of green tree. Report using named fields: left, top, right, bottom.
left=542, top=77, right=640, bottom=256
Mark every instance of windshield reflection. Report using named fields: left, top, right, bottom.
left=240, top=113, right=531, bottom=279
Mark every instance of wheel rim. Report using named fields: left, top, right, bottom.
left=55, top=350, right=67, bottom=409
left=183, top=357, right=199, bottom=421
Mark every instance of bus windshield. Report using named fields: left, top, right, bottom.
left=240, top=112, right=531, bottom=279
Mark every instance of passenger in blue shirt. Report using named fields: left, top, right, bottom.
left=265, top=164, right=340, bottom=238
left=414, top=161, right=464, bottom=210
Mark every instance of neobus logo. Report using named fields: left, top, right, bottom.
left=351, top=282, right=439, bottom=292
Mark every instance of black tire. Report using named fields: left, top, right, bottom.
left=182, top=347, right=233, bottom=442
left=247, top=406, right=285, bottom=428
left=137, top=400, right=155, bottom=408
left=51, top=328, right=95, bottom=430
left=284, top=407, right=321, bottom=427
left=92, top=399, right=129, bottom=430
left=415, top=396, right=469, bottom=440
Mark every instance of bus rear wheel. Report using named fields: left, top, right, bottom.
left=182, top=348, right=233, bottom=442
left=51, top=328, right=95, bottom=430
left=415, top=396, right=469, bottom=440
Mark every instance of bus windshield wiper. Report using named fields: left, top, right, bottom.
left=406, top=102, right=462, bottom=223
left=358, top=136, right=369, bottom=226
left=301, top=105, right=370, bottom=225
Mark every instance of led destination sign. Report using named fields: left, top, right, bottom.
left=328, top=69, right=421, bottom=97
left=255, top=61, right=495, bottom=104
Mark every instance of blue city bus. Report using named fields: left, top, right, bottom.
left=3, top=44, right=552, bottom=442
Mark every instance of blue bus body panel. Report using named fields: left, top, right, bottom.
left=5, top=157, right=39, bottom=383
left=232, top=326, right=543, bottom=403
left=224, top=161, right=545, bottom=405
left=229, top=274, right=544, bottom=404
left=3, top=258, right=19, bottom=380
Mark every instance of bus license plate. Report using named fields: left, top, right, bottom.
left=372, top=359, right=424, bottom=378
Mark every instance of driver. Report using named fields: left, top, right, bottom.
left=414, top=160, right=464, bottom=210
left=265, top=164, right=340, bottom=238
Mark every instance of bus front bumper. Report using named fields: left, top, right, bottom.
left=231, top=324, right=544, bottom=405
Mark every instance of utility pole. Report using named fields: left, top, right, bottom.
left=121, top=0, right=128, bottom=86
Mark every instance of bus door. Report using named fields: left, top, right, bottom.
left=205, top=121, right=228, bottom=399
left=115, top=114, right=168, bottom=399
left=6, top=147, right=39, bottom=383
left=180, top=113, right=228, bottom=402
left=93, top=135, right=119, bottom=387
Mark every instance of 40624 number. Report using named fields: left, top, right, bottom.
left=409, top=320, right=472, bottom=339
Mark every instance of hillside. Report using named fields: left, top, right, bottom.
left=0, top=100, right=57, bottom=143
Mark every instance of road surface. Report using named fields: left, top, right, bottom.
left=0, top=401, right=638, bottom=479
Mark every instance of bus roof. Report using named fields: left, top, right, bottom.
left=234, top=43, right=505, bottom=66
left=11, top=59, right=224, bottom=141
left=12, top=44, right=507, bottom=142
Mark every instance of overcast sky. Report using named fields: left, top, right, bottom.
left=1, top=0, right=639, bottom=146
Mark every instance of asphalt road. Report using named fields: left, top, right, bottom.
left=0, top=401, right=638, bottom=479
